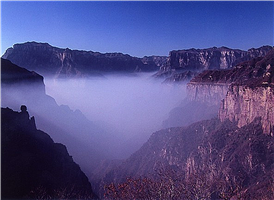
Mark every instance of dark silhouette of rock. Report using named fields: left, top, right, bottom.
left=2, top=42, right=163, bottom=78
left=1, top=58, right=45, bottom=94
left=1, top=106, right=97, bottom=199
left=19, top=105, right=29, bottom=119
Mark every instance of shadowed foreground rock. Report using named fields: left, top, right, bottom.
left=1, top=106, right=98, bottom=199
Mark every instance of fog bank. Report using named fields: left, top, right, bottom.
left=44, top=73, right=186, bottom=157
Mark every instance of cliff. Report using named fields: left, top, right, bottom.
left=217, top=49, right=274, bottom=135
left=1, top=106, right=97, bottom=199
left=2, top=42, right=163, bottom=78
left=162, top=74, right=229, bottom=128
left=163, top=47, right=274, bottom=128
left=156, top=45, right=272, bottom=83
left=219, top=86, right=274, bottom=136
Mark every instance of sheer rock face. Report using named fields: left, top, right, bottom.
left=2, top=42, right=162, bottom=78
left=185, top=48, right=274, bottom=133
left=1, top=107, right=97, bottom=199
left=187, top=83, right=229, bottom=106
left=217, top=49, right=274, bottom=135
left=219, top=86, right=274, bottom=136
left=156, top=45, right=272, bottom=82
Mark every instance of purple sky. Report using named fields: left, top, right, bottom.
left=1, top=1, right=273, bottom=57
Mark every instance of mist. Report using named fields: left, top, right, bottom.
left=44, top=73, right=187, bottom=157
left=1, top=72, right=186, bottom=180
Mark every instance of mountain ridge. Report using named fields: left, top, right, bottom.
left=2, top=41, right=166, bottom=78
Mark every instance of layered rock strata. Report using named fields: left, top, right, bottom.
left=218, top=49, right=274, bottom=135
left=156, top=45, right=272, bottom=82
left=219, top=86, right=274, bottom=135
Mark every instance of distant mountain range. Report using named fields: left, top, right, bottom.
left=2, top=42, right=167, bottom=78
left=3, top=42, right=272, bottom=82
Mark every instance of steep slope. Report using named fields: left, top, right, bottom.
left=1, top=106, right=97, bottom=199
left=156, top=45, right=272, bottom=83
left=2, top=42, right=163, bottom=78
left=102, top=118, right=274, bottom=199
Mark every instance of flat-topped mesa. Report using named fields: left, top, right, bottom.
left=219, top=48, right=274, bottom=135
left=156, top=45, right=273, bottom=82
left=2, top=41, right=165, bottom=78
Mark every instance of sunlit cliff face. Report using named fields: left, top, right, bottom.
left=44, top=73, right=187, bottom=158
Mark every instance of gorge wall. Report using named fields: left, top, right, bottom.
left=156, top=45, right=272, bottom=82
left=101, top=48, right=274, bottom=199
left=219, top=85, right=274, bottom=136
left=218, top=49, right=274, bottom=135
left=186, top=82, right=229, bottom=106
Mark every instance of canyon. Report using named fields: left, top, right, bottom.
left=1, top=43, right=274, bottom=199
left=100, top=48, right=274, bottom=199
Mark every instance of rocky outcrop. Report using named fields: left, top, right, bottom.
left=2, top=42, right=161, bottom=78
left=1, top=106, right=97, bottom=199
left=156, top=45, right=273, bottom=82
